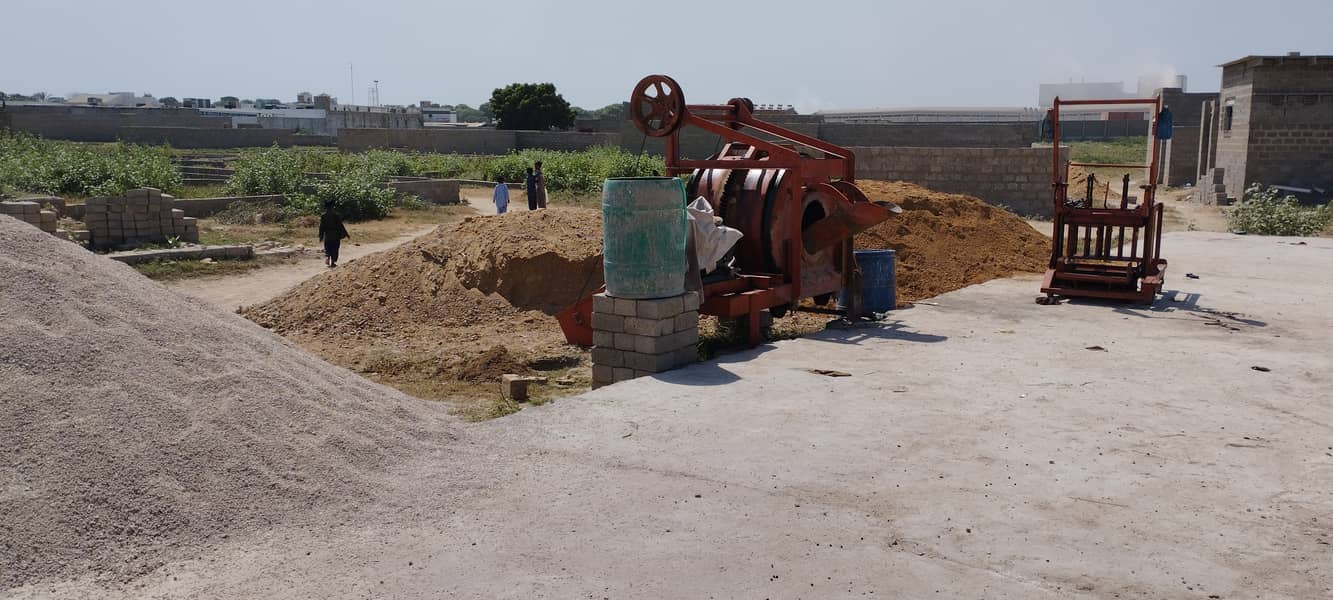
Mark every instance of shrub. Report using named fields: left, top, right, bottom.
left=0, top=132, right=181, bottom=196
left=224, top=146, right=309, bottom=197
left=292, top=168, right=403, bottom=222
left=1228, top=183, right=1332, bottom=236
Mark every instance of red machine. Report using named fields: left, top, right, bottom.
left=1041, top=96, right=1167, bottom=303
left=558, top=75, right=897, bottom=346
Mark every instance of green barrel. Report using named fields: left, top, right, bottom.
left=602, top=177, right=687, bottom=299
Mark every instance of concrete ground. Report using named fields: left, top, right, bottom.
left=25, top=232, right=1333, bottom=599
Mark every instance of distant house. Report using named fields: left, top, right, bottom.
left=67, top=92, right=158, bottom=108
left=422, top=105, right=458, bottom=123
left=1197, top=52, right=1333, bottom=203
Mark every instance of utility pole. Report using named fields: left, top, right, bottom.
left=349, top=62, right=356, bottom=105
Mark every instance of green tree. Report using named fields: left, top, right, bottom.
left=453, top=103, right=487, bottom=123
left=488, top=83, right=576, bottom=131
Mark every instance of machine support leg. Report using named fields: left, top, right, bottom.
left=747, top=303, right=762, bottom=346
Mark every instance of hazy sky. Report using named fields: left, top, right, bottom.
left=3, top=0, right=1330, bottom=112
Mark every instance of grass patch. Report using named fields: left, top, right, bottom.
left=1069, top=136, right=1149, bottom=165
left=132, top=256, right=284, bottom=280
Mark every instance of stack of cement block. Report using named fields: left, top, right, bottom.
left=83, top=188, right=199, bottom=249
left=590, top=291, right=700, bottom=388
left=0, top=201, right=59, bottom=234
left=1199, top=168, right=1230, bottom=205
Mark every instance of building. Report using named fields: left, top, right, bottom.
left=66, top=92, right=158, bottom=108
left=1197, top=52, right=1333, bottom=203
left=421, top=104, right=458, bottom=124
left=327, top=105, right=422, bottom=134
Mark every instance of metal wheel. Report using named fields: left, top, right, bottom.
left=631, top=75, right=685, bottom=137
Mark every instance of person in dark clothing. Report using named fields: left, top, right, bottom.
left=524, top=167, right=538, bottom=211
left=318, top=201, right=349, bottom=268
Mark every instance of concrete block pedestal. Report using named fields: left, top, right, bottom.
left=591, top=291, right=700, bottom=388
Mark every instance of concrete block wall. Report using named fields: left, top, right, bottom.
left=83, top=188, right=199, bottom=249
left=822, top=122, right=1038, bottom=147
left=1054, top=119, right=1150, bottom=141
left=590, top=292, right=700, bottom=388
left=339, top=128, right=521, bottom=154
left=1157, top=88, right=1216, bottom=187
left=6, top=105, right=232, bottom=142
left=117, top=127, right=297, bottom=149
left=851, top=146, right=1067, bottom=217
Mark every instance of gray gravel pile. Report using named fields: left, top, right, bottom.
left=0, top=215, right=451, bottom=590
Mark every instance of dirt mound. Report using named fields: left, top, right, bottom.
left=452, top=345, right=536, bottom=382
left=247, top=209, right=603, bottom=338
left=244, top=209, right=604, bottom=414
left=0, top=216, right=450, bottom=589
left=855, top=180, right=1049, bottom=303
left=449, top=210, right=603, bottom=314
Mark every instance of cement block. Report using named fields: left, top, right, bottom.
left=591, top=347, right=624, bottom=368
left=635, top=296, right=684, bottom=320
left=625, top=350, right=677, bottom=373
left=592, top=364, right=615, bottom=384
left=126, top=189, right=151, bottom=201
left=674, top=311, right=698, bottom=332
left=592, top=330, right=615, bottom=348
left=591, top=312, right=625, bottom=333
left=612, top=367, right=635, bottom=382
left=683, top=291, right=701, bottom=312
left=613, top=332, right=638, bottom=351
left=501, top=374, right=547, bottom=402
left=624, top=316, right=674, bottom=337
left=592, top=293, right=616, bottom=316
left=612, top=297, right=638, bottom=317
left=170, top=208, right=185, bottom=218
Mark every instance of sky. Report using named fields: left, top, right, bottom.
left=3, top=0, right=1331, bottom=112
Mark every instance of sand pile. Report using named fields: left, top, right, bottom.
left=855, top=180, right=1049, bottom=303
left=0, top=216, right=450, bottom=589
left=243, top=209, right=604, bottom=400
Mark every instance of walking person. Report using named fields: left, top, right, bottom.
left=534, top=160, right=548, bottom=209
left=524, top=167, right=538, bottom=211
left=492, top=177, right=510, bottom=214
left=318, top=201, right=349, bottom=268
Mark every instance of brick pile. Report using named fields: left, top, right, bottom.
left=83, top=188, right=199, bottom=249
left=0, top=201, right=59, bottom=235
left=590, top=291, right=700, bottom=388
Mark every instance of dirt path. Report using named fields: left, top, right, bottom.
left=165, top=225, right=439, bottom=311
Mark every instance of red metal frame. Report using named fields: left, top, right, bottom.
left=661, top=92, right=891, bottom=344
left=1041, top=96, right=1168, bottom=303
left=558, top=75, right=894, bottom=347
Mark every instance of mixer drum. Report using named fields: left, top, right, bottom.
left=687, top=164, right=845, bottom=299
